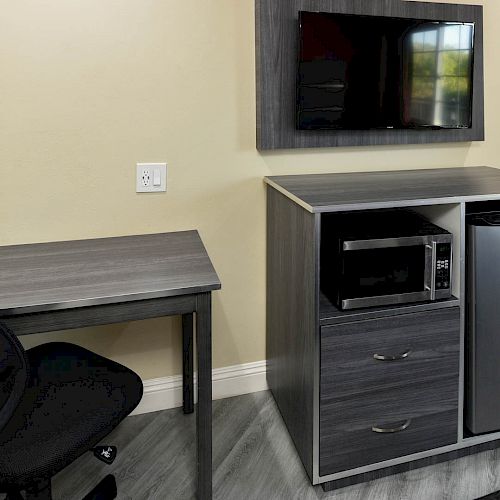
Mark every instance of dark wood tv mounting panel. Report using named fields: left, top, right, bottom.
left=255, top=0, right=484, bottom=150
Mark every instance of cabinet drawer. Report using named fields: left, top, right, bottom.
left=321, top=307, right=460, bottom=399
left=319, top=307, right=460, bottom=476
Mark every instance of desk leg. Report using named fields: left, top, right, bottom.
left=196, top=292, right=212, bottom=500
left=182, top=313, right=194, bottom=414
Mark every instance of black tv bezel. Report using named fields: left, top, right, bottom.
left=296, top=10, right=476, bottom=132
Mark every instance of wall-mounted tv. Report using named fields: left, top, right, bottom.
left=297, top=11, right=475, bottom=131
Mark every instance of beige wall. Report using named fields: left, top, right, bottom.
left=0, top=0, right=497, bottom=380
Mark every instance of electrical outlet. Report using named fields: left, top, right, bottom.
left=136, top=163, right=167, bottom=193
left=141, top=168, right=151, bottom=188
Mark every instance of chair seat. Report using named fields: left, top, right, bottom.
left=0, top=342, right=143, bottom=489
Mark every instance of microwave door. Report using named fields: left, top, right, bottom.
left=342, top=236, right=430, bottom=251
left=341, top=291, right=433, bottom=309
left=340, top=238, right=434, bottom=310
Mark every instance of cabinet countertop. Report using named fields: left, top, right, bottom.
left=265, top=166, right=500, bottom=213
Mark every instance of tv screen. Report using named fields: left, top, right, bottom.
left=297, top=11, right=475, bottom=131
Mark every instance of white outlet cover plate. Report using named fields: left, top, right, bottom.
left=136, top=163, right=167, bottom=193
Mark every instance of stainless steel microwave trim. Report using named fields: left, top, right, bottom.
left=428, top=241, right=438, bottom=301
left=338, top=233, right=452, bottom=310
left=341, top=289, right=452, bottom=310
left=342, top=234, right=452, bottom=251
left=424, top=242, right=434, bottom=299
left=434, top=289, right=452, bottom=300
left=341, top=291, right=432, bottom=310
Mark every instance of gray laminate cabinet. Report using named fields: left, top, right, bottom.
left=265, top=166, right=500, bottom=491
left=320, top=308, right=460, bottom=476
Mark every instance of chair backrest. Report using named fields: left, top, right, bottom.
left=0, top=322, right=29, bottom=433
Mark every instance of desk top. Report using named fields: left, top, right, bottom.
left=0, top=231, right=221, bottom=316
left=265, top=166, right=500, bottom=213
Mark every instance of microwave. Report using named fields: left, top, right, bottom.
left=321, top=210, right=453, bottom=310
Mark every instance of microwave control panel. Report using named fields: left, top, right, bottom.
left=436, top=243, right=451, bottom=290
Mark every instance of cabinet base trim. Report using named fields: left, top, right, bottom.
left=321, top=439, right=500, bottom=492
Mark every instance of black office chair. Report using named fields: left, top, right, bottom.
left=0, top=322, right=143, bottom=500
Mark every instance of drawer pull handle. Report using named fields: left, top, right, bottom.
left=373, top=350, right=411, bottom=362
left=372, top=419, right=412, bottom=434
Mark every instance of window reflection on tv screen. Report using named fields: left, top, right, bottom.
left=406, top=23, right=474, bottom=128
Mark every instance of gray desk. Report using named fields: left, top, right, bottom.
left=0, top=230, right=221, bottom=499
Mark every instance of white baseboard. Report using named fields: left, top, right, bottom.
left=131, top=360, right=268, bottom=415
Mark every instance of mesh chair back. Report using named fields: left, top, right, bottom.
left=0, top=322, right=29, bottom=433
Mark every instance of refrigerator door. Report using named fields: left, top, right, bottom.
left=466, top=217, right=500, bottom=434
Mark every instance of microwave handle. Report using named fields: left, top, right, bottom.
left=425, top=242, right=437, bottom=301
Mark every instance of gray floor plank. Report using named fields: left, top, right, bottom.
left=4, top=391, right=500, bottom=499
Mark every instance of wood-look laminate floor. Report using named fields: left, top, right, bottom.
left=7, top=391, right=500, bottom=499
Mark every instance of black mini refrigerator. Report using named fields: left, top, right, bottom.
left=466, top=212, right=500, bottom=435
